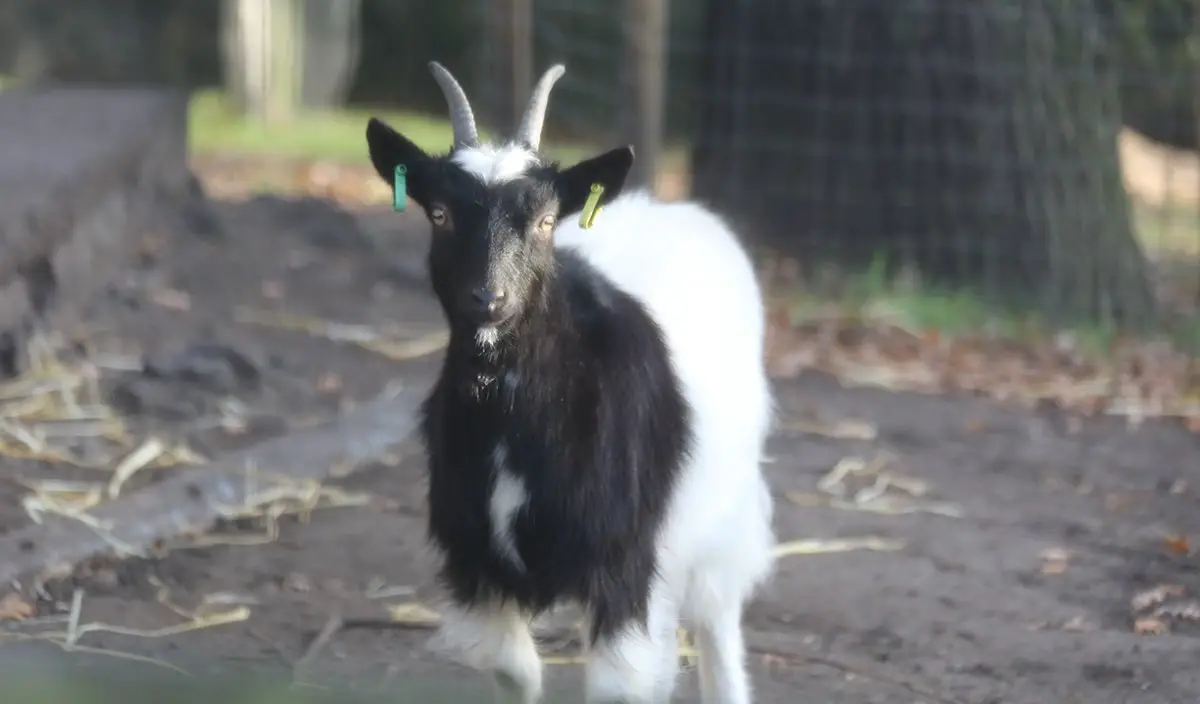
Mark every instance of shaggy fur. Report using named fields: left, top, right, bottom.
left=423, top=246, right=692, bottom=645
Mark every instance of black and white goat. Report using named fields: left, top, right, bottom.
left=365, top=62, right=775, bottom=704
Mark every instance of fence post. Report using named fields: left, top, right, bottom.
left=487, top=0, right=534, bottom=136
left=622, top=0, right=669, bottom=190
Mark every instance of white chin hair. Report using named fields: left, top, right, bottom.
left=475, top=326, right=499, bottom=348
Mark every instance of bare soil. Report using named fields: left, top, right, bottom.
left=0, top=193, right=1197, bottom=704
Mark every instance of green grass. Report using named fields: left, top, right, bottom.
left=188, top=89, right=595, bottom=164
left=778, top=253, right=1200, bottom=358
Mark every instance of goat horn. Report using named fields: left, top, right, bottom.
left=428, top=61, right=479, bottom=149
left=514, top=64, right=566, bottom=151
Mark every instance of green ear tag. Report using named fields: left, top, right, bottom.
left=393, top=164, right=407, bottom=212
left=579, top=183, right=605, bottom=229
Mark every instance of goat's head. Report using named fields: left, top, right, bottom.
left=366, top=62, right=634, bottom=338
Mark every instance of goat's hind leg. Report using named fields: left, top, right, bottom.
left=693, top=600, right=751, bottom=704
left=430, top=599, right=543, bottom=704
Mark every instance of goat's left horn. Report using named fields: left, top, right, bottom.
left=514, top=64, right=566, bottom=151
left=429, top=61, right=480, bottom=149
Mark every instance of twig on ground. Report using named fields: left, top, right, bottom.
left=788, top=454, right=963, bottom=518
left=777, top=417, right=877, bottom=441
left=294, top=611, right=344, bottom=679
left=107, top=438, right=169, bottom=499
left=234, top=307, right=449, bottom=362
left=0, top=383, right=429, bottom=588
left=773, top=536, right=905, bottom=558
left=0, top=586, right=248, bottom=679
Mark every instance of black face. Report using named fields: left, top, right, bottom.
left=423, top=165, right=562, bottom=328
left=365, top=118, right=635, bottom=333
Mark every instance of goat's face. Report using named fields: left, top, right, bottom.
left=366, top=120, right=634, bottom=336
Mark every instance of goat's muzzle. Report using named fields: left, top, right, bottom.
left=470, top=287, right=510, bottom=323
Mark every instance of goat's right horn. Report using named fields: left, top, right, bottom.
left=514, top=64, right=566, bottom=151
left=428, top=61, right=479, bottom=149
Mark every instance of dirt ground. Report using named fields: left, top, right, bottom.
left=0, top=192, right=1197, bottom=704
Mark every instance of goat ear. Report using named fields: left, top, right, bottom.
left=366, top=117, right=432, bottom=207
left=555, top=146, right=635, bottom=217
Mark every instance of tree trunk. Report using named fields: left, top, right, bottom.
left=221, top=0, right=313, bottom=122
left=692, top=0, right=1155, bottom=324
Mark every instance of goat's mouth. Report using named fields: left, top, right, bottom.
left=461, top=303, right=517, bottom=329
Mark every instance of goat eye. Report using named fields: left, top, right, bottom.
left=537, top=214, right=557, bottom=232
left=430, top=207, right=447, bottom=227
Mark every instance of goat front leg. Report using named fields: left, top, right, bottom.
left=429, top=599, right=543, bottom=704
left=585, top=589, right=679, bottom=704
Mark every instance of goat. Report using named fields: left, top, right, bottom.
left=365, top=62, right=776, bottom=704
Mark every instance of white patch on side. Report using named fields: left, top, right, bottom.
left=476, top=326, right=499, bottom=349
left=452, top=144, right=540, bottom=185
left=489, top=444, right=527, bottom=572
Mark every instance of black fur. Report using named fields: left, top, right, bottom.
left=366, top=118, right=691, bottom=644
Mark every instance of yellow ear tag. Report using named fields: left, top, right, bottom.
left=579, top=183, right=605, bottom=230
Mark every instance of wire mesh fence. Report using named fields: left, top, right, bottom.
left=472, top=0, right=1200, bottom=344
left=1, top=0, right=1197, bottom=345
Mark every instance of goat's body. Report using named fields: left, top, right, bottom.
left=423, top=247, right=692, bottom=639
left=424, top=183, right=775, bottom=704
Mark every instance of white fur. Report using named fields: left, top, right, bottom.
left=477, top=326, right=500, bottom=349
left=430, top=600, right=543, bottom=704
left=454, top=144, right=541, bottom=185
left=440, top=146, right=776, bottom=704
left=489, top=444, right=527, bottom=572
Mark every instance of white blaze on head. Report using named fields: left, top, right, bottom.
left=452, top=144, right=541, bottom=185
left=454, top=144, right=539, bottom=351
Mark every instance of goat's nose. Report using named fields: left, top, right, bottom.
left=472, top=287, right=505, bottom=310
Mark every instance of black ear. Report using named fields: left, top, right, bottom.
left=555, top=146, right=635, bottom=217
left=366, top=117, right=432, bottom=207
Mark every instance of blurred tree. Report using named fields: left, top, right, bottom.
left=691, top=0, right=1155, bottom=324
left=221, top=0, right=361, bottom=120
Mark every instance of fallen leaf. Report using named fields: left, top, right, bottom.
left=149, top=287, right=192, bottom=312
left=1133, top=616, right=1169, bottom=636
left=1039, top=547, right=1071, bottom=575
left=387, top=602, right=440, bottom=625
left=1155, top=601, right=1200, bottom=622
left=221, top=415, right=248, bottom=436
left=1164, top=534, right=1191, bottom=556
left=758, top=274, right=1200, bottom=432
left=284, top=572, right=313, bottom=592
left=1061, top=615, right=1098, bottom=632
left=261, top=280, right=285, bottom=299
left=317, top=373, right=342, bottom=394
left=0, top=593, right=34, bottom=621
left=1131, top=584, right=1186, bottom=613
